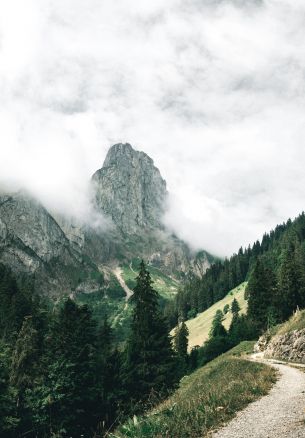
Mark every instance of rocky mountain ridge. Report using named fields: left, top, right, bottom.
left=0, top=191, right=96, bottom=296
left=92, top=143, right=167, bottom=234
left=0, top=143, right=213, bottom=297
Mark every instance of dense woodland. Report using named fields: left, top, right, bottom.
left=1, top=213, right=305, bottom=436
left=0, top=262, right=185, bottom=437
left=165, top=212, right=305, bottom=330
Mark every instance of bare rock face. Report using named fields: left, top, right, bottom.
left=264, top=329, right=305, bottom=364
left=90, top=143, right=212, bottom=276
left=255, top=328, right=305, bottom=364
left=254, top=333, right=272, bottom=353
left=0, top=193, right=70, bottom=264
left=92, top=143, right=167, bottom=234
left=0, top=143, right=212, bottom=297
left=0, top=192, right=99, bottom=296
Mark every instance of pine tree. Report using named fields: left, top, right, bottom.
left=278, top=243, right=303, bottom=320
left=173, top=321, right=189, bottom=375
left=173, top=321, right=189, bottom=359
left=210, top=310, right=226, bottom=338
left=223, top=304, right=230, bottom=314
left=123, top=261, right=177, bottom=409
left=229, top=314, right=258, bottom=345
left=247, top=259, right=277, bottom=330
left=45, top=299, right=99, bottom=436
left=231, top=298, right=241, bottom=316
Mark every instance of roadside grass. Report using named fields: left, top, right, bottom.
left=227, top=340, right=256, bottom=357
left=175, top=282, right=248, bottom=350
left=275, top=309, right=305, bottom=335
left=109, top=342, right=277, bottom=438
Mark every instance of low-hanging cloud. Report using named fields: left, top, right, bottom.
left=1, top=0, right=305, bottom=256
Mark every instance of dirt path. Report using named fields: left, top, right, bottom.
left=212, top=356, right=305, bottom=438
left=113, top=267, right=133, bottom=301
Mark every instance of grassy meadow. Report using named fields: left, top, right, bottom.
left=173, top=282, right=248, bottom=350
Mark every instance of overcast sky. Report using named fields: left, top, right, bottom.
left=1, top=0, right=305, bottom=256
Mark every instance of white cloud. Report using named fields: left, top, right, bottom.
left=1, top=0, right=305, bottom=255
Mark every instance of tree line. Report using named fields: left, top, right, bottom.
left=165, top=212, right=305, bottom=329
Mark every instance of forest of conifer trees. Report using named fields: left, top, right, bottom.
left=165, top=213, right=305, bottom=330
left=2, top=214, right=305, bottom=436
left=0, top=261, right=183, bottom=437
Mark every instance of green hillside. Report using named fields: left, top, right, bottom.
left=74, top=260, right=180, bottom=343
left=275, top=308, right=305, bottom=335
left=111, top=342, right=276, bottom=438
left=176, top=282, right=248, bottom=350
left=121, top=259, right=180, bottom=299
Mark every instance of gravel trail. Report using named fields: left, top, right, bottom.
left=212, top=358, right=305, bottom=438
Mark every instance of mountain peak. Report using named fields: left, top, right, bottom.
left=103, top=143, right=133, bottom=166
left=103, top=143, right=153, bottom=168
left=92, top=143, right=167, bottom=234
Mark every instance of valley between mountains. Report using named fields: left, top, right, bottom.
left=1, top=143, right=305, bottom=438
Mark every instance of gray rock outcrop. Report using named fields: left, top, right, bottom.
left=90, top=143, right=211, bottom=276
left=255, top=329, right=305, bottom=364
left=0, top=192, right=99, bottom=296
left=92, top=143, right=167, bottom=234
left=0, top=143, right=213, bottom=297
left=264, top=329, right=305, bottom=364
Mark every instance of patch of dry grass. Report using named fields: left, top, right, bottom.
left=172, top=282, right=248, bottom=350
left=110, top=342, right=277, bottom=438
left=276, top=309, right=305, bottom=335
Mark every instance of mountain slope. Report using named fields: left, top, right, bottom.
left=89, top=143, right=212, bottom=277
left=0, top=192, right=101, bottom=296
left=0, top=143, right=213, bottom=302
left=168, top=212, right=305, bottom=326
left=111, top=342, right=276, bottom=438
left=174, top=282, right=248, bottom=350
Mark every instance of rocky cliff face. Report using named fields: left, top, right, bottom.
left=255, top=329, right=305, bottom=364
left=0, top=143, right=212, bottom=297
left=92, top=143, right=167, bottom=234
left=0, top=192, right=99, bottom=296
left=90, top=143, right=211, bottom=276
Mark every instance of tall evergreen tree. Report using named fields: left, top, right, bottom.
left=247, top=259, right=278, bottom=331
left=231, top=298, right=241, bottom=316
left=278, top=243, right=304, bottom=320
left=210, top=310, right=226, bottom=338
left=173, top=321, right=189, bottom=375
left=123, top=261, right=177, bottom=409
left=173, top=321, right=189, bottom=359
left=44, top=299, right=99, bottom=436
